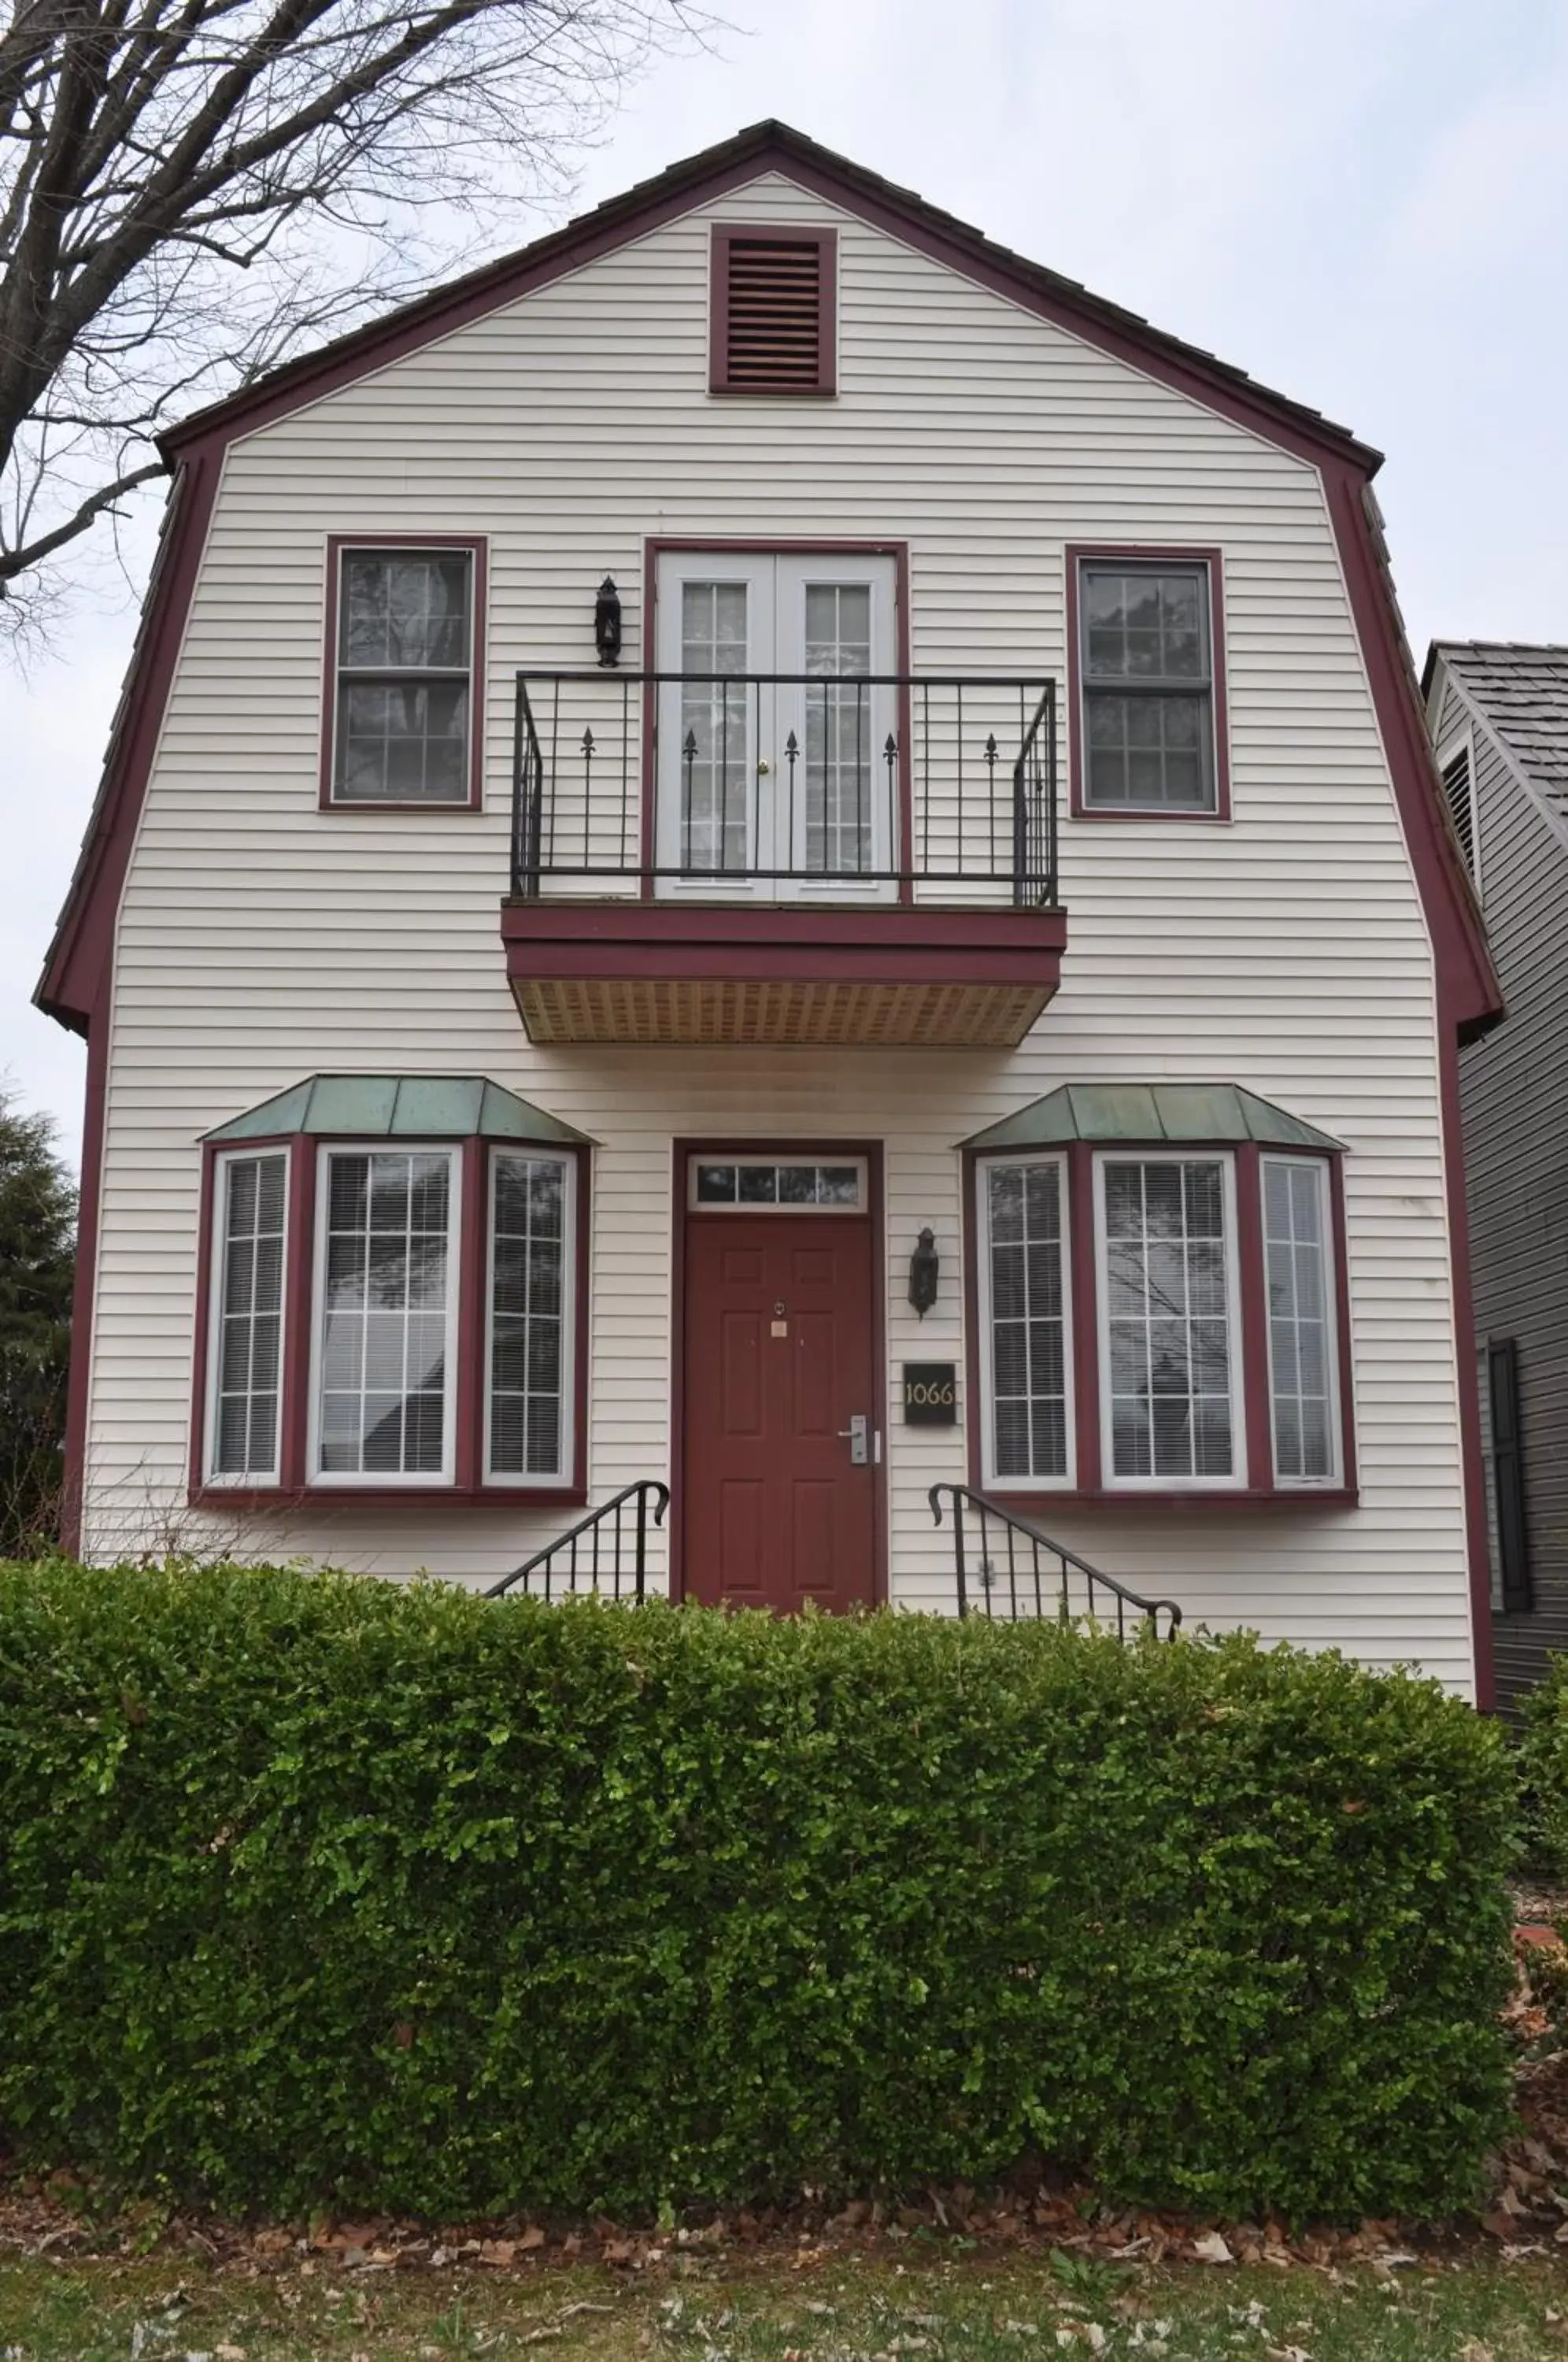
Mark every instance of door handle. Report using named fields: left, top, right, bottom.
left=837, top=1413, right=869, bottom=1465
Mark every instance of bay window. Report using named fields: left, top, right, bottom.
left=205, top=1149, right=288, bottom=1483
left=194, top=1079, right=585, bottom=1503
left=971, top=1104, right=1351, bottom=1501
left=1097, top=1154, right=1242, bottom=1487
left=312, top=1148, right=461, bottom=1485
left=977, top=1155, right=1072, bottom=1486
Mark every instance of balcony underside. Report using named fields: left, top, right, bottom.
left=501, top=902, right=1068, bottom=1047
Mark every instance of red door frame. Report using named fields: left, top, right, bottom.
left=669, top=1138, right=889, bottom=1605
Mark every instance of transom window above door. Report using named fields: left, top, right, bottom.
left=654, top=550, right=899, bottom=898
left=690, top=1157, right=867, bottom=1210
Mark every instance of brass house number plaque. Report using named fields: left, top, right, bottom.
left=903, top=1363, right=957, bottom=1425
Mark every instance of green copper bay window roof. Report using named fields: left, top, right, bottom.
left=962, top=1083, right=1344, bottom=1153
left=203, top=1075, right=590, bottom=1145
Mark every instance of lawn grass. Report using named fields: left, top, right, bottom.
left=2, top=2247, right=1566, bottom=2361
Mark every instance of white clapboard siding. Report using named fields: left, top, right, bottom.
left=87, top=172, right=1473, bottom=1690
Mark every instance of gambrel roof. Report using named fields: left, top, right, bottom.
left=35, top=118, right=1501, bottom=1048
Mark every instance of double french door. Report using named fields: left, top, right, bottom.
left=653, top=551, right=899, bottom=898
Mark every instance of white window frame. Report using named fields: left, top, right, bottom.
left=1260, top=1153, right=1343, bottom=1491
left=204, top=1145, right=290, bottom=1487
left=975, top=1151, right=1075, bottom=1493
left=1093, top=1149, right=1247, bottom=1493
left=483, top=1147, right=577, bottom=1489
left=306, top=1140, right=463, bottom=1489
left=1435, top=727, right=1481, bottom=901
left=686, top=1153, right=869, bottom=1212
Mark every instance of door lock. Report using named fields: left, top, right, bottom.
left=757, top=757, right=772, bottom=776
left=837, top=1413, right=869, bottom=1465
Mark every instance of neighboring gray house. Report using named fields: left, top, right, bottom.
left=1424, top=642, right=1568, bottom=1709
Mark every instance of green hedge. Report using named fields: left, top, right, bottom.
left=0, top=1562, right=1515, bottom=2223
left=1522, top=1657, right=1568, bottom=1879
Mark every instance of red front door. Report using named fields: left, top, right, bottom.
left=682, top=1212, right=878, bottom=1612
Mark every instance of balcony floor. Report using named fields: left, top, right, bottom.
left=501, top=899, right=1067, bottom=1048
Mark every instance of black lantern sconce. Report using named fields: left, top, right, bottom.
left=594, top=576, right=623, bottom=668
left=908, top=1227, right=940, bottom=1319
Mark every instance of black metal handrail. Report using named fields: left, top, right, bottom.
left=511, top=669, right=1057, bottom=907
left=486, top=1479, right=670, bottom=1601
left=929, top=1483, right=1182, bottom=1641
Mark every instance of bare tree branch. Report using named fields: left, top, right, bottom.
left=0, top=0, right=715, bottom=642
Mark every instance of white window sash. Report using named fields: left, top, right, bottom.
left=1093, top=1149, right=1247, bottom=1491
left=1261, top=1154, right=1343, bottom=1491
left=975, top=1151, right=1074, bottom=1493
left=1078, top=555, right=1219, bottom=814
left=332, top=545, right=475, bottom=804
left=306, top=1141, right=462, bottom=1489
left=204, top=1146, right=289, bottom=1487
left=483, top=1149, right=576, bottom=1488
left=686, top=1154, right=869, bottom=1212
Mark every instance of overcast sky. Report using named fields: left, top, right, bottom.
left=6, top=0, right=1566, bottom=1168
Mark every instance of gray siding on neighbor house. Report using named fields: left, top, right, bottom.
left=1437, top=670, right=1568, bottom=1708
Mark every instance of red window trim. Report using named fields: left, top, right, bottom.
left=708, top=224, right=838, bottom=398
left=318, top=535, right=488, bottom=813
left=962, top=1137, right=1357, bottom=1508
left=1066, top=545, right=1232, bottom=824
left=188, top=1129, right=589, bottom=1509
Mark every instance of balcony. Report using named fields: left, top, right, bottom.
left=501, top=669, right=1066, bottom=1048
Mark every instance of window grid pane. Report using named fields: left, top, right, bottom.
left=692, top=1162, right=864, bottom=1209
left=1104, top=1159, right=1233, bottom=1481
left=318, top=1151, right=450, bottom=1475
left=680, top=581, right=750, bottom=872
left=335, top=550, right=472, bottom=804
left=213, top=1153, right=287, bottom=1476
left=1082, top=562, right=1215, bottom=811
left=1264, top=1159, right=1336, bottom=1482
left=804, top=582, right=874, bottom=875
left=489, top=1154, right=568, bottom=1479
left=987, top=1161, right=1067, bottom=1480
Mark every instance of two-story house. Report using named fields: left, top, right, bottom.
left=37, top=123, right=1503, bottom=1697
left=1425, top=642, right=1568, bottom=1711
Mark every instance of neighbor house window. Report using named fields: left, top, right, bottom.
left=486, top=1152, right=575, bottom=1481
left=1478, top=1337, right=1529, bottom=1613
left=1437, top=735, right=1480, bottom=890
left=311, top=1147, right=460, bottom=1482
left=1077, top=556, right=1219, bottom=813
left=1097, top=1155, right=1240, bottom=1485
left=1263, top=1156, right=1340, bottom=1486
left=978, top=1156, right=1071, bottom=1485
left=206, top=1150, right=287, bottom=1482
left=330, top=545, right=478, bottom=805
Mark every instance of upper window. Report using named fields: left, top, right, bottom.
left=1076, top=556, right=1221, bottom=816
left=328, top=545, right=479, bottom=806
left=710, top=225, right=837, bottom=396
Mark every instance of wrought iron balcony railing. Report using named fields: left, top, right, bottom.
left=510, top=670, right=1057, bottom=905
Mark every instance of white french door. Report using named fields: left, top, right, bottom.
left=654, top=552, right=898, bottom=899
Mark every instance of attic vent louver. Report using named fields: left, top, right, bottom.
left=711, top=226, right=835, bottom=396
left=1440, top=744, right=1477, bottom=878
